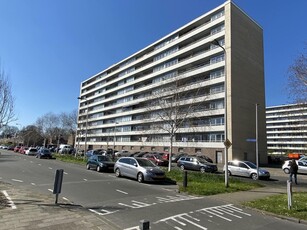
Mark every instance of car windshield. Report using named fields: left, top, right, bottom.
left=97, top=156, right=112, bottom=162
left=244, top=161, right=257, bottom=169
left=136, top=158, right=156, bottom=167
left=29, top=149, right=37, bottom=152
left=42, top=149, right=50, bottom=153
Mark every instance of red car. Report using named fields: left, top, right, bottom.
left=14, top=146, right=21, bottom=152
left=143, top=153, right=169, bottom=167
left=19, top=147, right=29, bottom=154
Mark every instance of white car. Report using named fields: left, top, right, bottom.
left=282, top=156, right=307, bottom=174
left=25, top=147, right=38, bottom=156
left=224, top=160, right=270, bottom=180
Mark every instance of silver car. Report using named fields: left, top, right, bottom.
left=282, top=156, right=307, bottom=174
left=224, top=160, right=270, bottom=180
left=114, top=157, right=166, bottom=183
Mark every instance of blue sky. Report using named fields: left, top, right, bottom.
left=0, top=0, right=306, bottom=128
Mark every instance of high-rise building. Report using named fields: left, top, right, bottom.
left=77, top=0, right=267, bottom=164
left=266, top=103, right=307, bottom=154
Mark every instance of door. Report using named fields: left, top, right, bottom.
left=216, top=151, right=223, bottom=164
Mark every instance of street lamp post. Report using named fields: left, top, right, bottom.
left=255, top=103, right=259, bottom=179
left=78, top=97, right=89, bottom=156
left=113, top=122, right=118, bottom=152
left=211, top=39, right=229, bottom=187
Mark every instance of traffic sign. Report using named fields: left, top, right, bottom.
left=224, top=139, right=232, bottom=148
left=246, top=138, right=256, bottom=142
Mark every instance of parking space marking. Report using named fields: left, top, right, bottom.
left=48, top=167, right=53, bottom=170
left=126, top=204, right=252, bottom=230
left=116, top=189, right=128, bottom=195
left=89, top=208, right=118, bottom=216
left=64, top=172, right=68, bottom=175
left=31, top=183, right=36, bottom=186
left=156, top=194, right=202, bottom=203
left=119, top=200, right=155, bottom=209
left=1, top=190, right=17, bottom=209
left=12, top=179, right=23, bottom=183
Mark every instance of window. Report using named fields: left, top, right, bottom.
left=153, top=59, right=178, bottom=72
left=153, top=46, right=179, bottom=61
left=211, top=11, right=224, bottom=21
left=154, top=34, right=179, bottom=50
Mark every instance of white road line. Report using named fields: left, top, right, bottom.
left=64, top=172, right=68, bottom=175
left=31, top=183, right=36, bottom=186
left=12, top=179, right=23, bottom=183
left=48, top=167, right=53, bottom=170
left=48, top=189, right=53, bottom=193
left=83, top=179, right=88, bottom=181
left=2, top=190, right=17, bottom=209
left=116, top=189, right=128, bottom=195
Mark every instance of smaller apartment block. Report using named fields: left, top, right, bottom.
left=266, top=103, right=307, bottom=154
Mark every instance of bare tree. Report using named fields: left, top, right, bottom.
left=19, top=125, right=43, bottom=146
left=0, top=63, right=15, bottom=129
left=36, top=112, right=60, bottom=147
left=287, top=46, right=307, bottom=103
left=60, top=109, right=77, bottom=147
left=145, top=74, right=203, bottom=171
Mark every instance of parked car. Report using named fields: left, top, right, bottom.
left=14, top=146, right=22, bottom=152
left=19, top=147, right=28, bottom=154
left=143, top=153, right=169, bottom=167
left=161, top=153, right=175, bottom=161
left=25, top=147, right=38, bottom=156
left=282, top=156, right=307, bottom=174
left=225, top=160, right=270, bottom=180
left=172, top=153, right=186, bottom=163
left=85, top=149, right=106, bottom=158
left=114, top=157, right=166, bottom=183
left=36, top=148, right=52, bottom=159
left=86, top=155, right=115, bottom=172
left=115, top=150, right=131, bottom=157
left=177, top=156, right=218, bottom=173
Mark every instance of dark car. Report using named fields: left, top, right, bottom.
left=86, top=155, right=115, bottom=172
left=36, top=148, right=52, bottom=159
left=177, top=156, right=218, bottom=173
left=143, top=153, right=169, bottom=167
left=85, top=149, right=106, bottom=158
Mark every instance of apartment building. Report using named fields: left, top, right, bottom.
left=77, top=1, right=267, bottom=164
left=266, top=103, right=307, bottom=154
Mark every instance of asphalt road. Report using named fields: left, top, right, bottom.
left=1, top=150, right=306, bottom=230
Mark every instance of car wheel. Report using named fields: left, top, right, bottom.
left=251, top=173, right=258, bottom=180
left=137, top=173, right=144, bottom=183
left=283, top=168, right=290, bottom=174
left=115, top=168, right=121, bottom=177
left=200, top=167, right=206, bottom=173
left=86, top=164, right=90, bottom=170
left=97, top=166, right=101, bottom=172
left=180, top=165, right=185, bottom=171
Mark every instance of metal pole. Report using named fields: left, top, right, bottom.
left=113, top=122, right=118, bottom=152
left=256, top=103, right=259, bottom=179
left=84, top=101, right=89, bottom=154
left=211, top=39, right=229, bottom=187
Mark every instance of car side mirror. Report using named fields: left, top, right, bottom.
left=134, top=163, right=137, bottom=167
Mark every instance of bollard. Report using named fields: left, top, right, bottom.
left=53, top=169, right=64, bottom=204
left=139, top=220, right=150, bottom=230
left=287, top=180, right=292, bottom=210
left=183, top=170, right=188, bottom=189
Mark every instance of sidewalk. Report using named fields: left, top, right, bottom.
left=1, top=179, right=307, bottom=229
left=0, top=181, right=120, bottom=230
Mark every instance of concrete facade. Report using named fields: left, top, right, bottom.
left=266, top=103, right=307, bottom=154
left=77, top=1, right=267, bottom=164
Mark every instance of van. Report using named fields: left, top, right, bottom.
left=59, top=144, right=72, bottom=154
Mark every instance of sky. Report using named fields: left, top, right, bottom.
left=0, top=0, right=306, bottom=128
